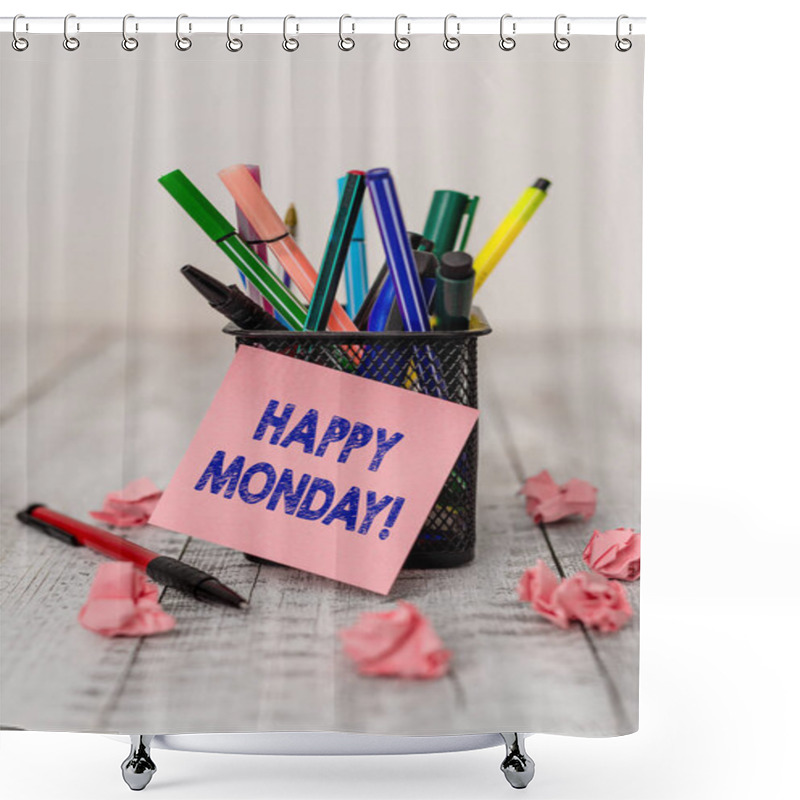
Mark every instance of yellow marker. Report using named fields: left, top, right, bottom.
left=284, top=203, right=298, bottom=239
left=472, top=178, right=550, bottom=294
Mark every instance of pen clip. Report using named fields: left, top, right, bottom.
left=16, top=505, right=83, bottom=547
left=458, top=195, right=480, bottom=251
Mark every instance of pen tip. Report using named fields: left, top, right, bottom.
left=284, top=203, right=297, bottom=228
left=238, top=600, right=249, bottom=609
left=180, top=265, right=229, bottom=306
left=533, top=178, right=551, bottom=192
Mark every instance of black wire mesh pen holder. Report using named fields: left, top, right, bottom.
left=224, top=309, right=491, bottom=569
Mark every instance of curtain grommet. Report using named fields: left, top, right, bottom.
left=175, top=14, right=192, bottom=51
left=282, top=15, right=299, bottom=52
left=63, top=13, right=80, bottom=51
left=499, top=14, right=516, bottom=51
left=12, top=15, right=29, bottom=51
left=121, top=14, right=139, bottom=51
left=553, top=14, right=571, bottom=51
left=394, top=15, right=410, bottom=51
left=338, top=14, right=355, bottom=51
left=226, top=15, right=243, bottom=52
left=615, top=15, right=633, bottom=51
left=443, top=14, right=460, bottom=51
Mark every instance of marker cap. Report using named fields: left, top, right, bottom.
left=415, top=249, right=440, bottom=279
left=159, top=170, right=234, bottom=242
left=218, top=165, right=287, bottom=240
left=338, top=175, right=365, bottom=239
left=440, top=251, right=474, bottom=280
left=423, top=190, right=479, bottom=256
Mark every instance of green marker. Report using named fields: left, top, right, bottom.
left=305, top=171, right=366, bottom=331
left=422, top=190, right=479, bottom=258
left=158, top=169, right=307, bottom=330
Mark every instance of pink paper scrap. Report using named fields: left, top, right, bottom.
left=516, top=559, right=570, bottom=629
left=520, top=470, right=597, bottom=524
left=90, top=477, right=163, bottom=528
left=339, top=601, right=451, bottom=679
left=78, top=562, right=176, bottom=638
left=518, top=559, right=633, bottom=633
left=583, top=527, right=641, bottom=581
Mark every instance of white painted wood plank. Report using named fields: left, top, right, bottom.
left=1, top=327, right=638, bottom=736
left=481, top=330, right=641, bottom=731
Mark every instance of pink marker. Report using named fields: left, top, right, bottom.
left=233, top=165, right=274, bottom=314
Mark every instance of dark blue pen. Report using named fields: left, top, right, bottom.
left=366, top=168, right=430, bottom=332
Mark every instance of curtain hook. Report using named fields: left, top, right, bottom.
left=499, top=14, right=516, bottom=51
left=443, top=14, right=460, bottom=51
left=553, top=14, right=570, bottom=51
left=282, top=15, right=299, bottom=52
left=226, top=14, right=243, bottom=51
left=175, top=14, right=192, bottom=50
left=122, top=14, right=139, bottom=51
left=63, top=13, right=80, bottom=51
left=615, top=14, right=632, bottom=51
left=338, top=14, right=355, bottom=51
left=12, top=14, right=29, bottom=51
left=394, top=15, right=410, bottom=51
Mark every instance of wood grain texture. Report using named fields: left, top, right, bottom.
left=0, top=327, right=640, bottom=736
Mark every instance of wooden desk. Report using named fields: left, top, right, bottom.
left=0, top=328, right=639, bottom=736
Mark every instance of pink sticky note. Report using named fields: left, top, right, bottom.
left=150, top=346, right=479, bottom=594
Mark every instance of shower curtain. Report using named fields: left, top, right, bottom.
left=0, top=28, right=643, bottom=738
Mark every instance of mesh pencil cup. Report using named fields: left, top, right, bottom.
left=223, top=309, right=491, bottom=569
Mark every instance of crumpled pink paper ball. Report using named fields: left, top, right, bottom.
left=78, top=562, right=176, bottom=637
left=520, top=470, right=597, bottom=524
left=516, top=559, right=570, bottom=629
left=555, top=571, right=633, bottom=633
left=339, top=601, right=451, bottom=679
left=518, top=562, right=633, bottom=633
left=583, top=527, right=641, bottom=581
left=90, top=477, right=162, bottom=528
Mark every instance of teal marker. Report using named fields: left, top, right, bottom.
left=338, top=174, right=369, bottom=316
left=305, top=171, right=366, bottom=331
left=158, top=169, right=307, bottom=330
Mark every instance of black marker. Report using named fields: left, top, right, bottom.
left=353, top=232, right=434, bottom=330
left=181, top=265, right=287, bottom=331
left=434, top=251, right=475, bottom=331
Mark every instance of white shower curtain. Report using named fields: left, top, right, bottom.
left=1, top=31, right=643, bottom=737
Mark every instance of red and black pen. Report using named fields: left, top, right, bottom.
left=17, top=504, right=248, bottom=609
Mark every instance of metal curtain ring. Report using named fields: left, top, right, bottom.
left=553, top=14, right=570, bottom=51
left=615, top=14, right=632, bottom=51
left=499, top=14, right=516, bottom=51
left=443, top=14, right=460, bottom=51
left=175, top=14, right=192, bottom=50
left=122, top=14, right=139, bottom=51
left=12, top=14, right=29, bottom=51
left=227, top=15, right=243, bottom=51
left=282, top=15, right=299, bottom=51
left=63, top=13, right=80, bottom=51
left=394, top=15, right=410, bottom=50
left=338, top=15, right=355, bottom=51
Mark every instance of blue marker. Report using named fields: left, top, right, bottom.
left=369, top=250, right=437, bottom=331
left=366, top=168, right=430, bottom=332
left=338, top=175, right=368, bottom=315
